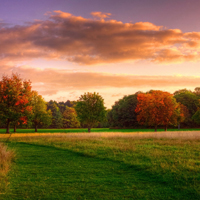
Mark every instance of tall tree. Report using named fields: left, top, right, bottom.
left=75, top=92, right=106, bottom=132
left=192, top=107, right=200, bottom=126
left=63, top=106, right=80, bottom=128
left=108, top=93, right=139, bottom=128
left=135, top=90, right=181, bottom=131
left=177, top=104, right=189, bottom=129
left=194, top=87, right=200, bottom=96
left=174, top=89, right=199, bottom=126
left=47, top=101, right=63, bottom=128
left=0, top=74, right=32, bottom=133
left=31, top=91, right=52, bottom=132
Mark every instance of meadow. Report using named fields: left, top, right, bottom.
left=0, top=130, right=200, bottom=199
left=1, top=127, right=200, bottom=134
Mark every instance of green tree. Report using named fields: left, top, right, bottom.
left=57, top=100, right=74, bottom=114
left=47, top=101, right=63, bottom=128
left=108, top=94, right=139, bottom=128
left=75, top=92, right=106, bottom=132
left=63, top=106, right=80, bottom=128
left=31, top=91, right=52, bottom=132
left=194, top=87, right=200, bottom=95
left=192, top=108, right=200, bottom=125
left=0, top=73, right=33, bottom=133
left=174, top=89, right=199, bottom=126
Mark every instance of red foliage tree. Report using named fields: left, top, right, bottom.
left=0, top=73, right=33, bottom=133
left=135, top=90, right=182, bottom=131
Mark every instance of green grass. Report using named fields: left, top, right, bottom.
left=1, top=134, right=200, bottom=199
left=1, top=127, right=200, bottom=134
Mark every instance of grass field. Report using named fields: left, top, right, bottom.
left=0, top=131, right=200, bottom=199
left=1, top=127, right=200, bottom=134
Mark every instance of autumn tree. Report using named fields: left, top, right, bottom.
left=178, top=104, right=190, bottom=129
left=135, top=90, right=181, bottom=131
left=75, top=92, right=106, bottom=132
left=63, top=106, right=80, bottom=128
left=31, top=91, right=52, bottom=132
left=0, top=74, right=33, bottom=133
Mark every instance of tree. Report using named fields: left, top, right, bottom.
left=194, top=87, right=200, bottom=96
left=135, top=90, right=181, bottom=131
left=47, top=100, right=63, bottom=128
left=0, top=74, right=32, bottom=133
left=75, top=92, right=106, bottom=132
left=57, top=100, right=74, bottom=114
left=63, top=106, right=80, bottom=128
left=177, top=104, right=189, bottom=129
left=31, top=91, right=52, bottom=132
left=108, top=93, right=139, bottom=128
left=174, top=89, right=199, bottom=127
left=192, top=108, right=200, bottom=125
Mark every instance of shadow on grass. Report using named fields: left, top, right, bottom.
left=4, top=141, right=199, bottom=200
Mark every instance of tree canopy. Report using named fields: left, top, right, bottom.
left=31, top=91, right=52, bottom=132
left=0, top=74, right=33, bottom=133
left=135, top=90, right=182, bottom=131
left=174, top=89, right=199, bottom=126
left=108, top=93, right=139, bottom=128
left=63, top=106, right=80, bottom=128
left=75, top=92, right=106, bottom=132
left=47, top=101, right=63, bottom=128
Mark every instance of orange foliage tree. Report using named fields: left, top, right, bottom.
left=135, top=90, right=182, bottom=131
left=0, top=73, right=33, bottom=133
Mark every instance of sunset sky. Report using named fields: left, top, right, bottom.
left=1, top=0, right=200, bottom=108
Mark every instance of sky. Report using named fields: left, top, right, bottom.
left=1, top=0, right=200, bottom=108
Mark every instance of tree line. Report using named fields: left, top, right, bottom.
left=0, top=73, right=200, bottom=133
left=108, top=88, right=200, bottom=131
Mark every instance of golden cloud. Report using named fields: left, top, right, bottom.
left=91, top=11, right=111, bottom=19
left=0, top=11, right=200, bottom=65
left=0, top=65, right=198, bottom=96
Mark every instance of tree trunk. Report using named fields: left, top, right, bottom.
left=6, top=119, right=10, bottom=133
left=155, top=124, right=157, bottom=132
left=165, top=125, right=167, bottom=131
left=88, top=127, right=91, bottom=133
left=178, top=123, right=180, bottom=130
left=14, top=124, right=17, bottom=133
left=35, top=123, right=38, bottom=132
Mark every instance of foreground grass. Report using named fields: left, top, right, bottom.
left=0, top=143, right=15, bottom=194
left=1, top=127, right=200, bottom=134
left=1, top=133, right=200, bottom=199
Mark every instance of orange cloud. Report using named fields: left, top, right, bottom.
left=0, top=11, right=200, bottom=65
left=0, top=65, right=198, bottom=96
left=91, top=11, right=111, bottom=19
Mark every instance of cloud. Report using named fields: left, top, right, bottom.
left=1, top=65, right=199, bottom=96
left=111, top=93, right=123, bottom=97
left=91, top=11, right=111, bottom=19
left=0, top=10, right=200, bottom=65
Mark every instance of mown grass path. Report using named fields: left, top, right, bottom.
left=3, top=141, right=142, bottom=199
left=1, top=135, right=200, bottom=199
